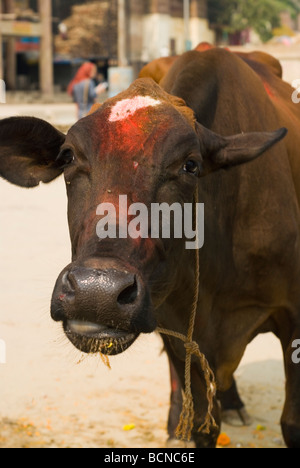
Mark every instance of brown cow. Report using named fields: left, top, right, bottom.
left=139, top=42, right=283, bottom=84
left=139, top=56, right=178, bottom=84
left=161, top=48, right=300, bottom=448
left=0, top=48, right=297, bottom=448
left=138, top=43, right=218, bottom=84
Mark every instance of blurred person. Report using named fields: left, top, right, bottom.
left=68, top=62, right=108, bottom=119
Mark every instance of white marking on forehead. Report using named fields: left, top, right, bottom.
left=109, top=95, right=161, bottom=122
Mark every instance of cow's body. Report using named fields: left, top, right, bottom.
left=0, top=48, right=299, bottom=448
left=160, top=48, right=300, bottom=447
left=139, top=46, right=283, bottom=84
left=139, top=56, right=178, bottom=84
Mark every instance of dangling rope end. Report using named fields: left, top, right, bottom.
left=197, top=413, right=218, bottom=435
left=175, top=396, right=195, bottom=442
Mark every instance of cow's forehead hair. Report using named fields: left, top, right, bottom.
left=109, top=95, right=162, bottom=122
left=84, top=79, right=196, bottom=133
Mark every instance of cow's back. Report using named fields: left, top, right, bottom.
left=162, top=49, right=300, bottom=207
left=139, top=56, right=178, bottom=83
left=247, top=60, right=300, bottom=203
left=161, top=48, right=300, bottom=387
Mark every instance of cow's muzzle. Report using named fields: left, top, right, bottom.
left=51, top=258, right=156, bottom=355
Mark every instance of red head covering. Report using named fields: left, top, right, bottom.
left=67, top=62, right=96, bottom=96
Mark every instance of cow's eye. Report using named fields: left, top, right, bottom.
left=56, top=149, right=75, bottom=169
left=183, top=160, right=201, bottom=177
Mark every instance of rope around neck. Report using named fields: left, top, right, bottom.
left=157, top=188, right=218, bottom=442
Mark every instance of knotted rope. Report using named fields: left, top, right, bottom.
left=157, top=188, right=218, bottom=442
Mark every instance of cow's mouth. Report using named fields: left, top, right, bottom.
left=63, top=320, right=139, bottom=355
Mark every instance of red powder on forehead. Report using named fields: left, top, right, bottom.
left=99, top=101, right=169, bottom=160
left=113, top=113, right=149, bottom=153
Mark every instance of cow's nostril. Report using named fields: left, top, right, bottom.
left=59, top=272, right=76, bottom=302
left=61, top=271, right=76, bottom=296
left=117, top=278, right=138, bottom=305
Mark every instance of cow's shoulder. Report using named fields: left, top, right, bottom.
left=237, top=51, right=282, bottom=78
left=161, top=48, right=276, bottom=131
left=161, top=47, right=265, bottom=100
left=139, top=56, right=178, bottom=84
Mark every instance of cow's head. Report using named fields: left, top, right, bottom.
left=0, top=79, right=286, bottom=356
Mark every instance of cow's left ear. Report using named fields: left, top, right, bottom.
left=196, top=123, right=287, bottom=176
left=0, top=117, right=66, bottom=188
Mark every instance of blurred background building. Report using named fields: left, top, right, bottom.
left=1, top=0, right=300, bottom=98
left=0, top=0, right=214, bottom=96
left=0, top=0, right=53, bottom=95
left=53, top=0, right=214, bottom=61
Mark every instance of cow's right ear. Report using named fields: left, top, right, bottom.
left=0, top=116, right=66, bottom=188
left=196, top=123, right=287, bottom=176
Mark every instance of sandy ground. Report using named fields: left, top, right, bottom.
left=0, top=102, right=77, bottom=128
left=0, top=173, right=287, bottom=449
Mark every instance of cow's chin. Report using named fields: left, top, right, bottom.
left=63, top=320, right=139, bottom=356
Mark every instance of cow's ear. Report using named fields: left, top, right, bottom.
left=0, top=117, right=66, bottom=188
left=196, top=123, right=287, bottom=176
